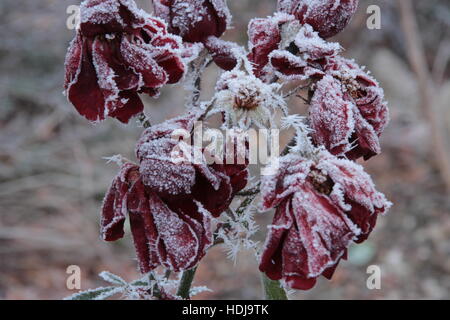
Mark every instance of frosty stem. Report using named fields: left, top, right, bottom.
left=177, top=267, right=198, bottom=299
left=261, top=273, right=288, bottom=300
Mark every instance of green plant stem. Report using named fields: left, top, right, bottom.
left=261, top=273, right=288, bottom=300
left=176, top=267, right=198, bottom=299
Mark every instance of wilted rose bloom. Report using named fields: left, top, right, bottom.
left=153, top=0, right=231, bottom=43
left=277, top=0, right=359, bottom=39
left=259, top=151, right=391, bottom=290
left=101, top=111, right=248, bottom=273
left=309, top=56, right=389, bottom=160
left=269, top=24, right=340, bottom=81
left=152, top=0, right=238, bottom=70
left=64, top=0, right=185, bottom=123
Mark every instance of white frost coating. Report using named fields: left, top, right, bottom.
left=211, top=70, right=287, bottom=129
left=80, top=0, right=122, bottom=25
left=80, top=0, right=152, bottom=29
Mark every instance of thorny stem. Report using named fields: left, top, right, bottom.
left=176, top=267, right=198, bottom=299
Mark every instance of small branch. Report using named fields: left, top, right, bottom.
left=176, top=267, right=198, bottom=299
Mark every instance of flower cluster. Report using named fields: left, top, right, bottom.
left=64, top=0, right=392, bottom=297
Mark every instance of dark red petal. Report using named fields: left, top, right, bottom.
left=259, top=199, right=293, bottom=280
left=152, top=48, right=185, bottom=84
left=127, top=179, right=161, bottom=272
left=148, top=192, right=200, bottom=271
left=129, top=210, right=153, bottom=274
left=309, top=75, right=354, bottom=155
left=108, top=91, right=144, bottom=123
left=101, top=163, right=139, bottom=241
left=120, top=37, right=167, bottom=89
left=64, top=32, right=83, bottom=90
left=100, top=180, right=126, bottom=241
left=67, top=39, right=106, bottom=122
left=285, top=275, right=317, bottom=290
left=191, top=169, right=233, bottom=217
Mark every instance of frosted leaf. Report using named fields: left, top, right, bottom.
left=65, top=286, right=124, bottom=300
left=99, top=271, right=128, bottom=286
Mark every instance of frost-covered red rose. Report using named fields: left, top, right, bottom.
left=101, top=111, right=248, bottom=273
left=277, top=0, right=359, bottom=39
left=259, top=151, right=391, bottom=290
left=309, top=57, right=389, bottom=160
left=152, top=0, right=231, bottom=43
left=152, top=0, right=238, bottom=70
left=64, top=0, right=185, bottom=123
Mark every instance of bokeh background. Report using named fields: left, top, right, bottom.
left=1, top=0, right=449, bottom=300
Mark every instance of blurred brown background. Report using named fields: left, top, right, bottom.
left=0, top=0, right=449, bottom=300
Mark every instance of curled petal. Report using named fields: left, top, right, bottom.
left=310, top=75, right=354, bottom=155
left=204, top=36, right=238, bottom=71
left=67, top=38, right=106, bottom=122
left=270, top=50, right=324, bottom=81
left=148, top=192, right=201, bottom=271
left=101, top=163, right=139, bottom=241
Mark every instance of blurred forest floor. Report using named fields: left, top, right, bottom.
left=0, top=0, right=449, bottom=299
